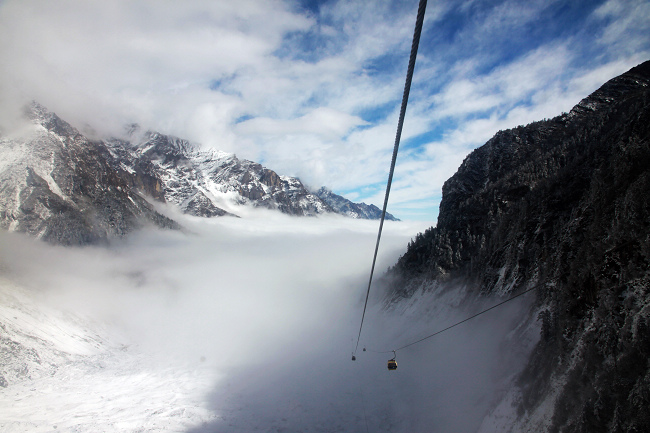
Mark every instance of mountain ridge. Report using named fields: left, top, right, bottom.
left=0, top=104, right=180, bottom=245
left=315, top=187, right=399, bottom=221
left=0, top=104, right=393, bottom=244
left=388, top=60, right=650, bottom=432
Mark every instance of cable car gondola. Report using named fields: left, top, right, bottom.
left=387, top=351, right=397, bottom=370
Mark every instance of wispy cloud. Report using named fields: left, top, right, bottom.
left=0, top=0, right=648, bottom=221
left=594, top=0, right=650, bottom=54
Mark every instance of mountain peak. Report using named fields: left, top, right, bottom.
left=568, top=59, right=650, bottom=118
left=24, top=101, right=79, bottom=138
left=133, top=131, right=198, bottom=161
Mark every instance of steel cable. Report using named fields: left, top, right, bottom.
left=365, top=282, right=546, bottom=355
left=353, top=0, right=428, bottom=358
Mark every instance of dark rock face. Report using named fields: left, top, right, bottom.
left=120, top=132, right=234, bottom=218
left=315, top=187, right=400, bottom=221
left=0, top=104, right=179, bottom=245
left=389, top=61, right=650, bottom=432
left=1, top=104, right=394, bottom=245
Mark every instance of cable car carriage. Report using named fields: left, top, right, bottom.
left=387, top=351, right=397, bottom=370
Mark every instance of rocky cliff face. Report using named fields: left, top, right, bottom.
left=0, top=104, right=387, bottom=245
left=389, top=61, right=650, bottom=432
left=0, top=104, right=179, bottom=245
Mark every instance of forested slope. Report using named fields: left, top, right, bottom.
left=389, top=60, right=650, bottom=432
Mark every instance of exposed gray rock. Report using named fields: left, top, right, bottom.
left=1, top=104, right=393, bottom=245
left=121, top=130, right=333, bottom=217
left=0, top=103, right=180, bottom=245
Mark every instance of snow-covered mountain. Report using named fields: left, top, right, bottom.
left=112, top=129, right=332, bottom=218
left=0, top=103, right=179, bottom=245
left=315, top=187, right=399, bottom=221
left=0, top=104, right=389, bottom=245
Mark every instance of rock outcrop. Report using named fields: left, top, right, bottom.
left=0, top=104, right=179, bottom=245
left=389, top=61, right=650, bottom=432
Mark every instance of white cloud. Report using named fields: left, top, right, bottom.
left=594, top=0, right=650, bottom=55
left=237, top=107, right=366, bottom=139
left=0, top=0, right=311, bottom=132
left=1, top=0, right=648, bottom=221
left=430, top=45, right=572, bottom=120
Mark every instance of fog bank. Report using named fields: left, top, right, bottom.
left=0, top=212, right=535, bottom=432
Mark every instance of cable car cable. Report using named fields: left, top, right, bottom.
left=393, top=283, right=540, bottom=352
left=363, top=282, right=546, bottom=356
left=353, top=0, right=428, bottom=360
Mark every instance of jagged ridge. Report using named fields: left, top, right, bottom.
left=315, top=187, right=399, bottom=221
left=0, top=104, right=391, bottom=245
left=117, top=129, right=334, bottom=218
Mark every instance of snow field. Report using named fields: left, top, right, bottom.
left=0, top=276, right=218, bottom=433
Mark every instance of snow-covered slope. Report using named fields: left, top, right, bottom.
left=0, top=103, right=179, bottom=245
left=315, top=187, right=399, bottom=221
left=0, top=275, right=216, bottom=433
left=123, top=130, right=333, bottom=218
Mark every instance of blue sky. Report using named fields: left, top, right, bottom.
left=1, top=0, right=649, bottom=221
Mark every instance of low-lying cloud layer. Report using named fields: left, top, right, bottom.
left=0, top=213, right=536, bottom=432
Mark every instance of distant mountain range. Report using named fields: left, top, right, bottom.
left=315, top=187, right=399, bottom=221
left=0, top=104, right=397, bottom=245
